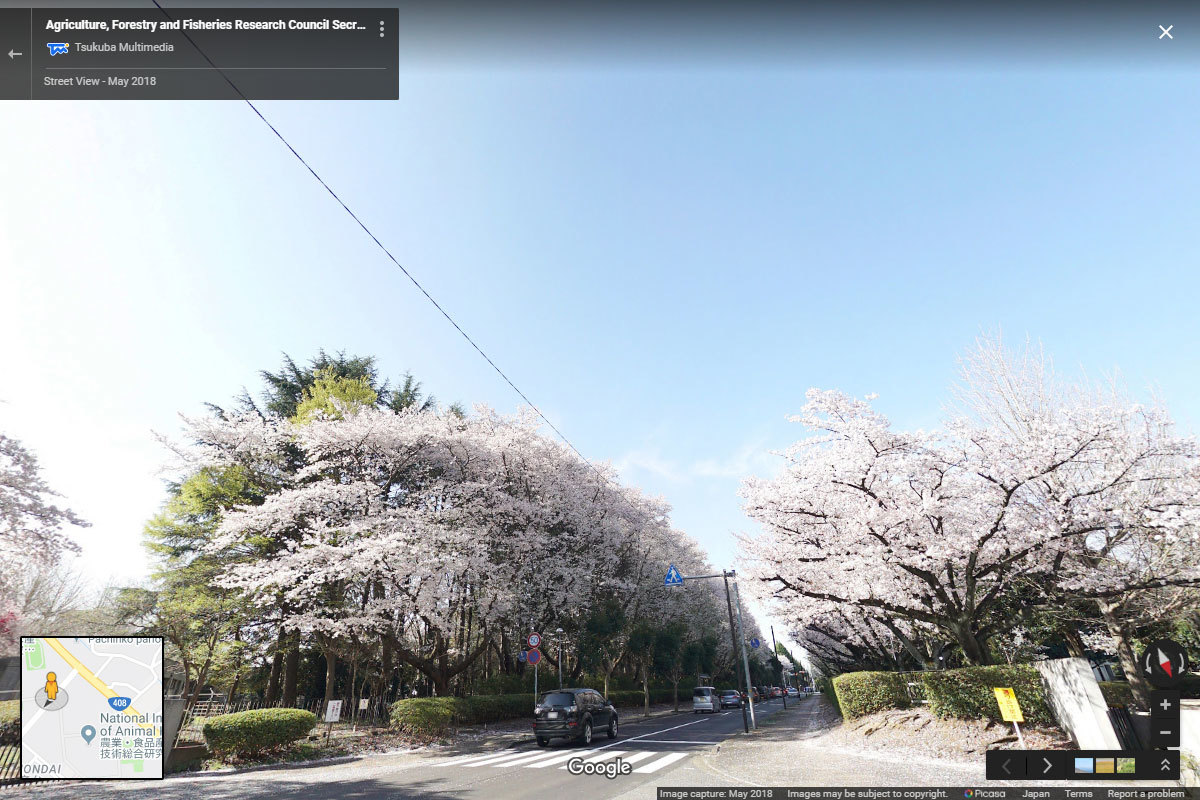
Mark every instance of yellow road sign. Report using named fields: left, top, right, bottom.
left=993, top=687, right=1024, bottom=723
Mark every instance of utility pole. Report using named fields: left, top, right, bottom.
left=722, top=571, right=751, bottom=733
left=556, top=628, right=564, bottom=689
left=731, top=575, right=756, bottom=730
left=771, top=625, right=786, bottom=710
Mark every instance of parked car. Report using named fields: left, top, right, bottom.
left=786, top=687, right=799, bottom=698
left=718, top=689, right=743, bottom=709
left=693, top=686, right=720, bottom=713
left=533, top=688, right=618, bottom=746
left=768, top=686, right=783, bottom=699
left=755, top=685, right=769, bottom=701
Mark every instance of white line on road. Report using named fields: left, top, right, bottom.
left=580, top=749, right=629, bottom=763
left=588, top=716, right=711, bottom=752
left=467, top=750, right=545, bottom=767
left=632, top=739, right=719, bottom=744
left=618, top=751, right=657, bottom=765
left=491, top=750, right=568, bottom=768
left=633, top=752, right=689, bottom=773
left=525, top=750, right=587, bottom=769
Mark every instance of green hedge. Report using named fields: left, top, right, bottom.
left=0, top=700, right=17, bottom=746
left=202, top=708, right=316, bottom=757
left=921, top=664, right=1053, bottom=726
left=831, top=672, right=911, bottom=719
left=390, top=688, right=684, bottom=740
left=1098, top=681, right=1134, bottom=709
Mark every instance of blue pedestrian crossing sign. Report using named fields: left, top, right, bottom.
left=664, top=564, right=684, bottom=587
left=750, top=638, right=760, bottom=649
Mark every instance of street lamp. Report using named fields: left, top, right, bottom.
left=555, top=628, right=564, bottom=689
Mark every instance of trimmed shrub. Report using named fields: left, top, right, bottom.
left=831, top=671, right=911, bottom=719
left=0, top=700, right=18, bottom=746
left=1098, top=681, right=1134, bottom=709
left=920, top=664, right=1053, bottom=726
left=202, top=708, right=316, bottom=758
left=389, top=688, right=685, bottom=740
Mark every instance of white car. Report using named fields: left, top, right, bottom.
left=692, top=686, right=719, bottom=713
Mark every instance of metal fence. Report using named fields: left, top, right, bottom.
left=0, top=743, right=19, bottom=788
left=174, top=695, right=393, bottom=748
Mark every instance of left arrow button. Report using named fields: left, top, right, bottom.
left=7, top=50, right=22, bottom=59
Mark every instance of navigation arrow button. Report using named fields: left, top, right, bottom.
left=7, top=50, right=22, bottom=60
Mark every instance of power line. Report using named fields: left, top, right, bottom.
left=151, top=2, right=634, bottom=504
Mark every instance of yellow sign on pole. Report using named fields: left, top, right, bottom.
left=993, top=687, right=1024, bottom=723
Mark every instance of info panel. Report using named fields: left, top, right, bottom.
left=0, top=8, right=399, bottom=99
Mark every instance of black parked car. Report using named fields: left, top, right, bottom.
left=533, top=688, right=618, bottom=747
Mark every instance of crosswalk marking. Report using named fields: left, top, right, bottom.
left=618, top=751, right=657, bottom=765
left=558, top=749, right=629, bottom=768
left=525, top=750, right=588, bottom=769
left=633, top=752, right=688, bottom=773
left=470, top=750, right=544, bottom=767
left=492, top=750, right=565, bottom=768
left=433, top=747, right=690, bottom=773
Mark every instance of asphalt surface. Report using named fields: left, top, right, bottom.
left=23, top=698, right=793, bottom=800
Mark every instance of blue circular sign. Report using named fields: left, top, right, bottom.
left=527, top=649, right=542, bottom=666
left=517, top=650, right=527, bottom=664
left=750, top=638, right=760, bottom=649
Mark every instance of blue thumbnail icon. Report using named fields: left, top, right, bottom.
left=47, top=43, right=69, bottom=56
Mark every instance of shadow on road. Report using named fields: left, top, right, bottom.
left=26, top=772, right=471, bottom=800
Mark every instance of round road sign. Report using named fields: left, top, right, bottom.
left=517, top=650, right=527, bottom=664
left=750, top=638, right=760, bottom=649
left=527, top=632, right=542, bottom=649
left=527, top=648, right=542, bottom=666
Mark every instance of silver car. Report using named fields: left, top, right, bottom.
left=692, top=686, right=719, bottom=713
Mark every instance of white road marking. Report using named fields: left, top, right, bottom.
left=587, top=715, right=711, bottom=752
left=619, top=751, right=657, bottom=765
left=525, top=750, right=588, bottom=768
left=468, top=750, right=544, bottom=767
left=490, top=750, right=567, bottom=767
left=580, top=749, right=629, bottom=763
left=633, top=752, right=689, bottom=773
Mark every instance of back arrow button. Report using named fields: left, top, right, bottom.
left=8, top=50, right=22, bottom=59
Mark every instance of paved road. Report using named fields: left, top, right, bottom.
left=29, top=698, right=793, bottom=800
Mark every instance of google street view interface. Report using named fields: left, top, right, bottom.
left=2, top=2, right=1200, bottom=799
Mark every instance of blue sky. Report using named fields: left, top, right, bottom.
left=3, top=51, right=1199, bottom=641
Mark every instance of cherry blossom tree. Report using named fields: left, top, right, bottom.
left=742, top=338, right=1200, bottom=684
left=0, top=433, right=88, bottom=629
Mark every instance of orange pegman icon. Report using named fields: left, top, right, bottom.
left=44, top=672, right=58, bottom=703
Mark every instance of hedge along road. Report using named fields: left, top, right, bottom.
left=28, top=697, right=794, bottom=800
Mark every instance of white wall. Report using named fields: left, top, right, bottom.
left=1034, top=657, right=1121, bottom=749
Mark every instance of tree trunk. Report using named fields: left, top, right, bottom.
left=952, top=621, right=992, bottom=666
left=642, top=663, right=650, bottom=718
left=1061, top=625, right=1087, bottom=659
left=282, top=640, right=300, bottom=707
left=186, top=655, right=214, bottom=709
left=672, top=678, right=678, bottom=712
left=1099, top=600, right=1149, bottom=710
left=323, top=649, right=338, bottom=716
left=265, top=649, right=283, bottom=704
